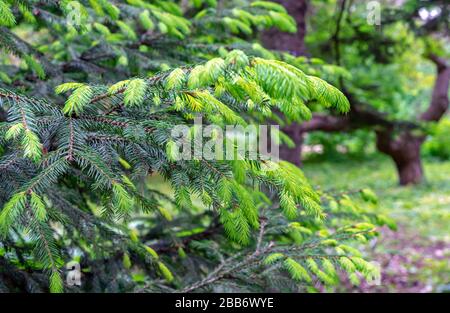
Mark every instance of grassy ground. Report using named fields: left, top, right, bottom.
left=303, top=154, right=450, bottom=292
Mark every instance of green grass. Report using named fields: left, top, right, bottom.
left=303, top=154, right=450, bottom=241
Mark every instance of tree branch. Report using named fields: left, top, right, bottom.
left=284, top=114, right=351, bottom=133
left=333, top=0, right=347, bottom=67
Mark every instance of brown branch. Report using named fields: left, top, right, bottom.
left=284, top=103, right=417, bottom=135
left=333, top=0, right=347, bottom=67
left=284, top=114, right=351, bottom=133
left=420, top=54, right=450, bottom=122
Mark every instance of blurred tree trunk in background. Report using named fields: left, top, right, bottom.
left=376, top=131, right=425, bottom=185
left=262, top=0, right=309, bottom=166
left=261, top=0, right=308, bottom=56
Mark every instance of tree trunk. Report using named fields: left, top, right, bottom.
left=376, top=130, right=425, bottom=185
left=391, top=142, right=424, bottom=186
left=262, top=0, right=309, bottom=166
left=279, top=127, right=304, bottom=165
left=395, top=155, right=423, bottom=186
left=261, top=0, right=308, bottom=56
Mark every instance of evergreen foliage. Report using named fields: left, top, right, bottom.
left=0, top=0, right=392, bottom=292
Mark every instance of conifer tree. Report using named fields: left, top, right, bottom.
left=0, top=0, right=394, bottom=292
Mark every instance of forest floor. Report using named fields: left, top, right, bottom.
left=303, top=154, right=450, bottom=293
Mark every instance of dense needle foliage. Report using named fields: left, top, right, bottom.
left=0, top=0, right=395, bottom=292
